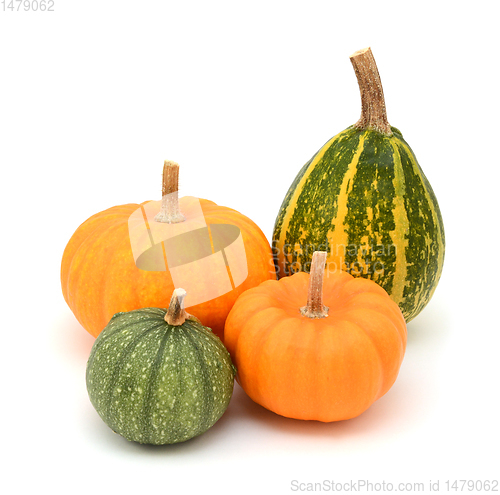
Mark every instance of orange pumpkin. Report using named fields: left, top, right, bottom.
left=61, top=161, right=276, bottom=340
left=224, top=251, right=407, bottom=422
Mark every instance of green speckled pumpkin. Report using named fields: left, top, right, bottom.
left=86, top=288, right=236, bottom=445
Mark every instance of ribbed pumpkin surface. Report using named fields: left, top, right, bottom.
left=61, top=196, right=275, bottom=340
left=272, top=126, right=445, bottom=322
left=224, top=270, right=407, bottom=422
left=86, top=308, right=235, bottom=445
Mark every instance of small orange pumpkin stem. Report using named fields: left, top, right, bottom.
left=165, top=288, right=191, bottom=325
left=300, top=251, right=329, bottom=319
left=350, top=47, right=392, bottom=136
left=154, top=160, right=186, bottom=223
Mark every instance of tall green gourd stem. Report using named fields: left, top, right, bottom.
left=300, top=251, right=329, bottom=319
left=350, top=47, right=393, bottom=136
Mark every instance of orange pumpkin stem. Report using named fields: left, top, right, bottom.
left=300, top=251, right=329, bottom=319
left=350, top=47, right=392, bottom=136
left=165, top=288, right=191, bottom=326
left=154, top=160, right=186, bottom=223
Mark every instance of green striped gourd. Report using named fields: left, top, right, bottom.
left=86, top=288, right=236, bottom=445
left=272, top=48, right=445, bottom=322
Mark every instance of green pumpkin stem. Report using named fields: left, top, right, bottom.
left=300, top=251, right=329, bottom=319
left=350, top=47, right=392, bottom=136
left=154, top=160, right=186, bottom=223
left=165, top=288, right=190, bottom=326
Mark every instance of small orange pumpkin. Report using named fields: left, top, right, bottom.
left=224, top=251, right=407, bottom=422
left=61, top=161, right=276, bottom=340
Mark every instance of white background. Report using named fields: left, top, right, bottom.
left=1, top=1, right=498, bottom=494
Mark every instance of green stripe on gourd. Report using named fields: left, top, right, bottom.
left=86, top=290, right=235, bottom=445
left=272, top=48, right=445, bottom=322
